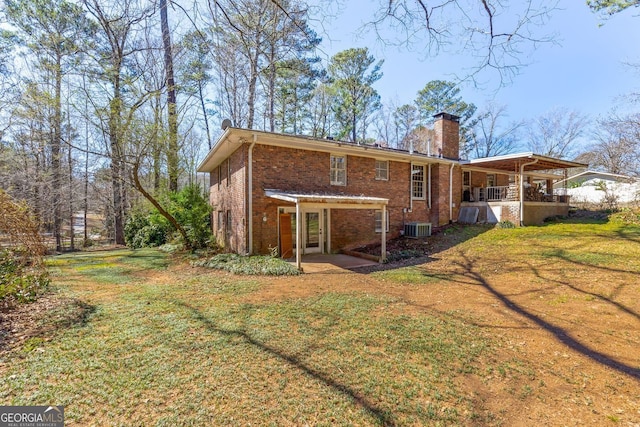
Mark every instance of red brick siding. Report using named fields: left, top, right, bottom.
left=434, top=117, right=460, bottom=159
left=250, top=144, right=445, bottom=254
left=207, top=142, right=460, bottom=255
left=208, top=146, right=248, bottom=253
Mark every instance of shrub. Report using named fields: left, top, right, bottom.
left=126, top=184, right=212, bottom=250
left=124, top=213, right=170, bottom=249
left=1, top=250, right=49, bottom=304
left=496, top=220, right=516, bottom=229
left=166, top=184, right=212, bottom=249
left=193, top=253, right=301, bottom=276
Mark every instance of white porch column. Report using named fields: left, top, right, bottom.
left=380, top=204, right=387, bottom=263
left=296, top=202, right=302, bottom=271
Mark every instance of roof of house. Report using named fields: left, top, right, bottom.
left=197, top=128, right=587, bottom=175
left=197, top=127, right=459, bottom=173
left=463, top=152, right=587, bottom=173
left=555, top=170, right=638, bottom=186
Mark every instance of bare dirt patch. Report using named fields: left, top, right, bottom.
left=0, top=294, right=93, bottom=362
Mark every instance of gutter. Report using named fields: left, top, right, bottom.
left=520, top=158, right=539, bottom=226
left=449, top=163, right=454, bottom=223
left=428, top=164, right=432, bottom=209
left=247, top=134, right=257, bottom=254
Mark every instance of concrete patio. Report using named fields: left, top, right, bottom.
left=288, top=253, right=378, bottom=273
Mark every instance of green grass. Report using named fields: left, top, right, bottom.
left=47, top=249, right=169, bottom=284
left=455, top=214, right=640, bottom=272
left=2, top=249, right=501, bottom=426
left=5, top=213, right=639, bottom=425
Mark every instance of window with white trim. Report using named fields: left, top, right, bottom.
left=463, top=171, right=470, bottom=187
left=330, top=155, right=346, bottom=186
left=375, top=210, right=389, bottom=233
left=375, top=160, right=388, bottom=180
left=412, top=164, right=425, bottom=199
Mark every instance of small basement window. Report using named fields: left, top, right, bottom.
left=375, top=210, right=389, bottom=233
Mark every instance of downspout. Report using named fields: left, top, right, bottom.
left=428, top=163, right=432, bottom=209
left=519, top=158, right=538, bottom=226
left=247, top=134, right=257, bottom=254
left=449, top=163, right=454, bottom=223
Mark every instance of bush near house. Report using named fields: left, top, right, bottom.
left=125, top=184, right=213, bottom=250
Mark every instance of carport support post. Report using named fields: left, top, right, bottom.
left=380, top=204, right=387, bottom=263
left=296, top=202, right=302, bottom=271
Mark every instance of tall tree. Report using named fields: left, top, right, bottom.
left=6, top=0, right=92, bottom=251
left=580, top=113, right=640, bottom=176
left=274, top=58, right=321, bottom=134
left=308, top=79, right=334, bottom=138
left=159, top=0, right=179, bottom=192
left=525, top=108, right=589, bottom=159
left=328, top=47, right=383, bottom=142
left=393, top=104, right=419, bottom=150
left=415, top=80, right=476, bottom=126
left=208, top=0, right=319, bottom=131
left=414, top=80, right=476, bottom=154
left=467, top=103, right=523, bottom=159
left=261, top=0, right=318, bottom=131
left=178, top=30, right=214, bottom=148
left=84, top=0, right=155, bottom=244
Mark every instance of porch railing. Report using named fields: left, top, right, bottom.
left=468, top=185, right=571, bottom=203
left=473, top=186, right=511, bottom=202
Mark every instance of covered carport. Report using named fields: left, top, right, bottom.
left=265, top=190, right=389, bottom=270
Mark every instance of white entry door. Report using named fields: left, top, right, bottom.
left=304, top=211, right=322, bottom=253
left=280, top=207, right=324, bottom=255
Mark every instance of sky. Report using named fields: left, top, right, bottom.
left=313, top=1, right=640, bottom=125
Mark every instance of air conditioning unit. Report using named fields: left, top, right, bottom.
left=404, top=222, right=432, bottom=238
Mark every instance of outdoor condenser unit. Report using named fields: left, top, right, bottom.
left=404, top=222, right=432, bottom=238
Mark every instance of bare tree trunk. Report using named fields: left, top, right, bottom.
left=53, top=54, right=63, bottom=251
left=152, top=91, right=162, bottom=191
left=198, top=80, right=212, bottom=149
left=110, top=94, right=125, bottom=245
left=247, top=46, right=259, bottom=129
left=68, top=131, right=75, bottom=251
left=160, top=0, right=179, bottom=192
left=267, top=48, right=276, bottom=132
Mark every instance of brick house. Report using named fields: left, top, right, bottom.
left=197, top=113, right=584, bottom=268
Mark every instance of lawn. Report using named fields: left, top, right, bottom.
left=1, top=213, right=639, bottom=426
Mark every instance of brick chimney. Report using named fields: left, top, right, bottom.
left=433, top=112, right=460, bottom=159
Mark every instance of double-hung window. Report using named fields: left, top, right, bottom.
left=412, top=164, right=425, bottom=199
left=330, top=155, right=346, bottom=186
left=375, top=160, right=389, bottom=181
left=375, top=210, right=389, bottom=233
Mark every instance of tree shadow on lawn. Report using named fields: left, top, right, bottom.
left=451, top=252, right=640, bottom=380
left=172, top=300, right=397, bottom=427
left=532, top=242, right=640, bottom=321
